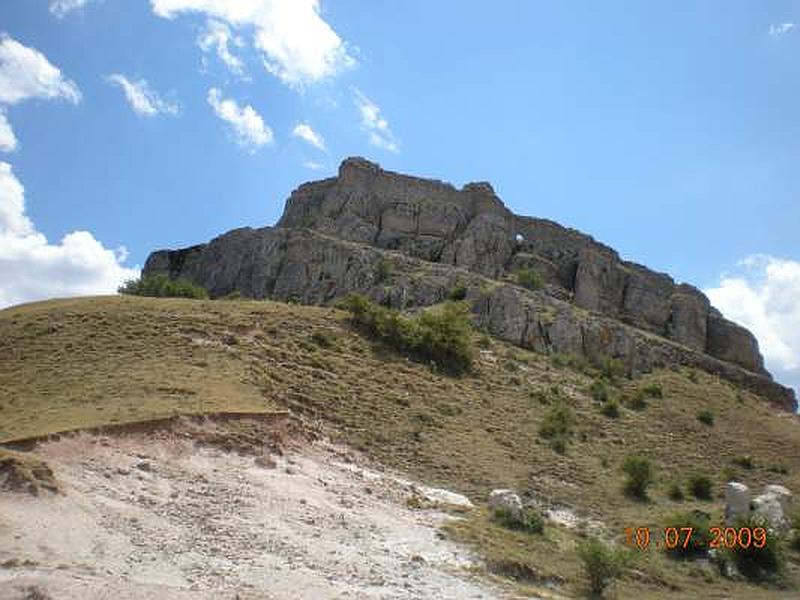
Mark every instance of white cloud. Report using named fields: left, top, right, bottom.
left=353, top=88, right=399, bottom=153
left=0, top=34, right=81, bottom=105
left=303, top=160, right=324, bottom=170
left=292, top=122, right=325, bottom=151
left=0, top=110, right=17, bottom=152
left=207, top=87, right=272, bottom=150
left=107, top=74, right=179, bottom=117
left=705, top=255, right=800, bottom=394
left=0, top=162, right=138, bottom=308
left=151, top=0, right=355, bottom=88
left=49, top=0, right=96, bottom=18
left=198, top=19, right=247, bottom=77
left=769, top=23, right=795, bottom=36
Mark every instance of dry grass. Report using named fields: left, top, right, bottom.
left=0, top=447, right=58, bottom=495
left=1, top=295, right=799, bottom=597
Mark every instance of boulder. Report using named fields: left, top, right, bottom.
left=752, top=485, right=793, bottom=530
left=724, top=481, right=751, bottom=526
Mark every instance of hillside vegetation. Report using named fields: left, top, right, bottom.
left=1, top=295, right=799, bottom=598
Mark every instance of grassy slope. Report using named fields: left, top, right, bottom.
left=1, top=295, right=798, bottom=598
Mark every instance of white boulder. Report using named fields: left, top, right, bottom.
left=724, top=481, right=751, bottom=526
left=753, top=485, right=793, bottom=530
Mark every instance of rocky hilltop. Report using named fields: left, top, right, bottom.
left=144, top=157, right=796, bottom=411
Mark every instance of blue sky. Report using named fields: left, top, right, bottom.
left=0, top=0, right=798, bottom=395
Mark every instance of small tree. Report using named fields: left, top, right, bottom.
left=622, top=455, right=654, bottom=500
left=578, top=537, right=628, bottom=597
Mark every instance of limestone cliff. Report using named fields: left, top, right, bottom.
left=143, top=157, right=796, bottom=411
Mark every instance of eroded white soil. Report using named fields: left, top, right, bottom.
left=0, top=434, right=507, bottom=599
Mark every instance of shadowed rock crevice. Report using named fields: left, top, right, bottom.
left=143, top=157, right=796, bottom=411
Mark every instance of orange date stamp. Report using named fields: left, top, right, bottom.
left=623, top=526, right=768, bottom=551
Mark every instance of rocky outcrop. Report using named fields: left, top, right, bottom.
left=143, top=157, right=796, bottom=411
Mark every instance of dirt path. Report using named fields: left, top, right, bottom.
left=0, top=433, right=509, bottom=599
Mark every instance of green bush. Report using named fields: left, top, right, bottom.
left=667, top=482, right=685, bottom=501
left=539, top=402, right=574, bottom=453
left=732, top=455, right=755, bottom=470
left=622, top=455, right=654, bottom=500
left=310, top=330, right=336, bottom=348
left=688, top=474, right=713, bottom=500
left=340, top=294, right=474, bottom=374
left=641, top=383, right=663, bottom=399
left=118, top=273, right=208, bottom=299
left=696, top=409, right=715, bottom=426
left=626, top=389, right=649, bottom=411
left=589, top=379, right=610, bottom=402
left=729, top=515, right=786, bottom=580
left=493, top=507, right=545, bottom=534
left=663, top=511, right=711, bottom=560
left=767, top=463, right=789, bottom=475
left=375, top=258, right=394, bottom=283
left=578, top=537, right=628, bottom=597
left=515, top=269, right=544, bottom=291
left=597, top=357, right=626, bottom=381
left=600, top=399, right=620, bottom=419
left=448, top=282, right=468, bottom=301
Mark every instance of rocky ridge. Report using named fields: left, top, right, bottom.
left=143, top=157, right=796, bottom=411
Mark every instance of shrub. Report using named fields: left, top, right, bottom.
left=696, top=409, right=715, bottom=426
left=577, top=537, right=628, bottom=597
left=688, top=474, right=713, bottom=500
left=600, top=399, right=620, bottom=419
left=768, top=463, right=789, bottom=475
left=118, top=273, right=208, bottom=299
left=663, top=511, right=711, bottom=560
left=589, top=379, right=610, bottom=402
left=493, top=506, right=545, bottom=534
left=641, top=383, right=663, bottom=399
left=597, top=357, right=626, bottom=381
left=729, top=515, right=786, bottom=580
left=732, top=455, right=755, bottom=470
left=667, top=482, right=685, bottom=501
left=448, top=282, right=468, bottom=301
left=539, top=402, right=574, bottom=453
left=515, top=268, right=544, bottom=291
left=375, top=258, right=394, bottom=282
left=626, top=389, right=649, bottom=411
left=622, top=455, right=654, bottom=500
left=310, top=330, right=336, bottom=348
left=339, top=294, right=474, bottom=374
left=416, top=302, right=475, bottom=373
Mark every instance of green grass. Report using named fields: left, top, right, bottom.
left=2, top=295, right=799, bottom=598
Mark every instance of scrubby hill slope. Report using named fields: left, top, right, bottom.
left=1, top=296, right=798, bottom=598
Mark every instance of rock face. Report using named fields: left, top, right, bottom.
left=143, top=157, right=796, bottom=411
